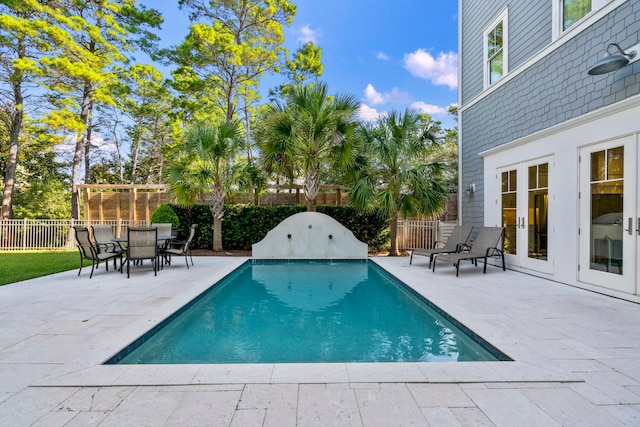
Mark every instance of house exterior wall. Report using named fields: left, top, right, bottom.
left=460, top=0, right=640, bottom=227
left=458, top=0, right=640, bottom=296
left=460, top=0, right=553, bottom=105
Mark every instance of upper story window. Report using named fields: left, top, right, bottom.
left=562, top=0, right=592, bottom=30
left=554, top=0, right=612, bottom=37
left=484, top=9, right=508, bottom=88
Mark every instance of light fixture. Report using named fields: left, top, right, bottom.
left=467, top=183, right=475, bottom=196
left=588, top=43, right=637, bottom=75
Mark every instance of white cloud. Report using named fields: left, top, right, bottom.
left=297, top=24, right=321, bottom=44
left=363, top=84, right=411, bottom=106
left=410, top=101, right=447, bottom=115
left=364, top=84, right=385, bottom=105
left=404, top=49, right=458, bottom=89
left=357, top=104, right=386, bottom=122
left=376, top=51, right=389, bottom=61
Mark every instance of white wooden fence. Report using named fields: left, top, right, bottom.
left=397, top=219, right=456, bottom=250
left=0, top=218, right=455, bottom=251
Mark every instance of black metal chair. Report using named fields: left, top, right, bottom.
left=74, top=226, right=122, bottom=278
left=126, top=228, right=159, bottom=278
left=164, top=224, right=198, bottom=269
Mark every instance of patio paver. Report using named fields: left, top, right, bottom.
left=0, top=255, right=638, bottom=426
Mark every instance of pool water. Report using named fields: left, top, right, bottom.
left=107, top=260, right=508, bottom=364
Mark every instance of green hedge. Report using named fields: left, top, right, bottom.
left=169, top=204, right=388, bottom=252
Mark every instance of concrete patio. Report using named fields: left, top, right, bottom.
left=0, top=255, right=638, bottom=426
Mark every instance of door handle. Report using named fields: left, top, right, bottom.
left=637, top=218, right=640, bottom=236
left=624, top=217, right=633, bottom=235
left=521, top=217, right=526, bottom=229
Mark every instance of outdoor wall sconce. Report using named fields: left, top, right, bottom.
left=467, top=183, right=476, bottom=195
left=588, top=42, right=637, bottom=75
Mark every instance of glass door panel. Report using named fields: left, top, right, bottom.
left=528, top=164, right=548, bottom=261
left=579, top=137, right=637, bottom=294
left=501, top=170, right=517, bottom=255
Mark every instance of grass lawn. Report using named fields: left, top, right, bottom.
left=0, top=251, right=90, bottom=286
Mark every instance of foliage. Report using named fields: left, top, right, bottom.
left=0, top=251, right=88, bottom=286
left=270, top=41, right=324, bottom=100
left=150, top=204, right=180, bottom=229
left=257, top=82, right=361, bottom=211
left=346, top=109, right=449, bottom=256
left=164, top=120, right=245, bottom=251
left=170, top=203, right=388, bottom=252
left=5, top=120, right=70, bottom=218
left=170, top=0, right=296, bottom=123
left=108, top=63, right=176, bottom=184
left=169, top=203, right=213, bottom=249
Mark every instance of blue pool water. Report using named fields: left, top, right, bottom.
left=107, top=260, right=509, bottom=364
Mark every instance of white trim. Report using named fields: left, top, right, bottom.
left=479, top=92, right=640, bottom=158
left=461, top=0, right=626, bottom=112
left=483, top=7, right=509, bottom=89
left=457, top=0, right=463, bottom=225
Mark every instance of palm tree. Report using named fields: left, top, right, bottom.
left=257, top=82, right=360, bottom=211
left=347, top=109, right=449, bottom=256
left=164, top=120, right=244, bottom=251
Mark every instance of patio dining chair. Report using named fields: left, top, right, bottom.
left=164, top=224, right=198, bottom=269
left=152, top=222, right=173, bottom=267
left=91, top=225, right=122, bottom=267
left=74, top=226, right=123, bottom=278
left=432, top=227, right=505, bottom=276
left=126, top=228, right=159, bottom=278
left=409, top=224, right=474, bottom=268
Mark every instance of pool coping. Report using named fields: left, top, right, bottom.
left=33, top=257, right=580, bottom=388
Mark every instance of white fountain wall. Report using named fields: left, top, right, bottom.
left=252, top=212, right=368, bottom=259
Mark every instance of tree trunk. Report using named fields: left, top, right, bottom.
left=211, top=185, right=225, bottom=251
left=71, top=83, right=92, bottom=220
left=304, top=167, right=320, bottom=212
left=389, top=213, right=399, bottom=256
left=84, top=101, right=94, bottom=184
left=1, top=38, right=26, bottom=220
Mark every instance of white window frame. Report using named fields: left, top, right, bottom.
left=552, top=0, right=612, bottom=40
left=483, top=8, right=508, bottom=90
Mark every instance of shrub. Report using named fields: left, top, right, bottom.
left=169, top=204, right=388, bottom=252
left=150, top=204, right=180, bottom=229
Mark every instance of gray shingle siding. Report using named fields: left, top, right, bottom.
left=460, top=0, right=552, bottom=105
left=460, top=1, right=640, bottom=226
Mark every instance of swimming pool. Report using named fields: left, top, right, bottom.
left=106, top=260, right=510, bottom=364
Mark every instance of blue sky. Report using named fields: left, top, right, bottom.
left=143, top=0, right=459, bottom=128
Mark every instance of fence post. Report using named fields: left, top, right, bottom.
left=21, top=218, right=27, bottom=250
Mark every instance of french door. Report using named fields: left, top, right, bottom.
left=498, top=157, right=553, bottom=273
left=578, top=137, right=639, bottom=294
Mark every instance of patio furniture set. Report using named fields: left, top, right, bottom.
left=74, top=223, right=198, bottom=278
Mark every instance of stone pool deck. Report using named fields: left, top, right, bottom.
left=0, top=256, right=639, bottom=426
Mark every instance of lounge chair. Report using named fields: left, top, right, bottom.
left=164, top=224, right=198, bottom=269
left=410, top=225, right=474, bottom=268
left=126, top=228, right=159, bottom=278
left=432, top=227, right=505, bottom=276
left=74, top=226, right=123, bottom=278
